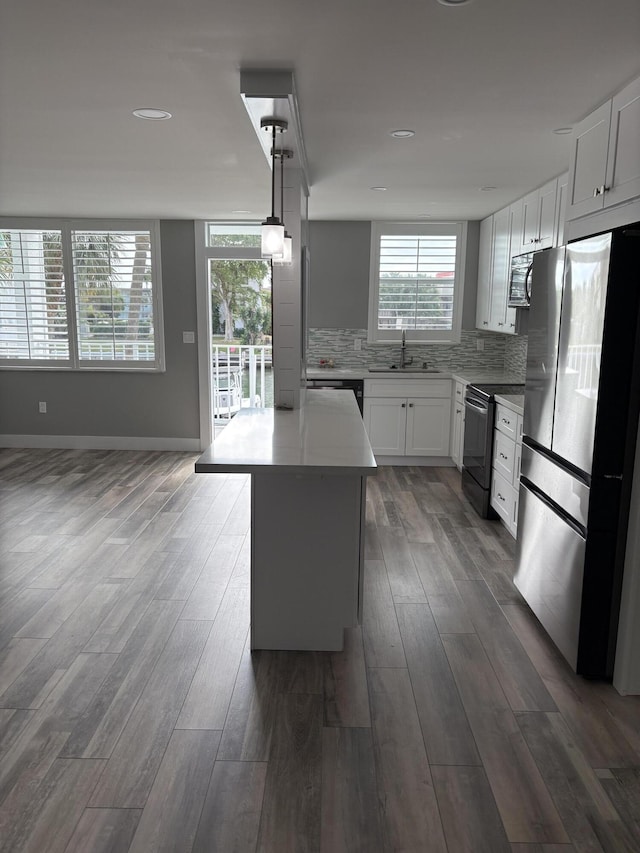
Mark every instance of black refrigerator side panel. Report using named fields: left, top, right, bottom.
left=580, top=223, right=640, bottom=678
left=589, top=224, right=640, bottom=481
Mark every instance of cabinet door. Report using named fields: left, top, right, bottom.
left=363, top=398, right=406, bottom=455
left=406, top=398, right=451, bottom=456
left=537, top=178, right=558, bottom=248
left=605, top=76, right=640, bottom=209
left=521, top=189, right=540, bottom=250
left=451, top=394, right=465, bottom=470
left=488, top=206, right=512, bottom=333
left=475, top=216, right=493, bottom=330
left=509, top=198, right=524, bottom=259
left=554, top=172, right=569, bottom=246
left=567, top=100, right=612, bottom=220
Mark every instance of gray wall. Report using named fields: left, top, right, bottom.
left=308, top=220, right=480, bottom=331
left=0, top=220, right=201, bottom=441
left=308, top=221, right=371, bottom=328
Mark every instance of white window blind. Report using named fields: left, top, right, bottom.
left=378, top=234, right=456, bottom=331
left=0, top=229, right=69, bottom=362
left=0, top=220, right=163, bottom=370
left=368, top=221, right=466, bottom=344
left=73, top=229, right=155, bottom=363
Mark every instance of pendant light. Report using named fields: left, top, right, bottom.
left=260, top=118, right=287, bottom=259
left=273, top=146, right=293, bottom=266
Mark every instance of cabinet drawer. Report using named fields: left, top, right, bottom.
left=491, top=469, right=517, bottom=529
left=495, top=403, right=519, bottom=440
left=364, top=378, right=451, bottom=398
left=493, top=430, right=515, bottom=481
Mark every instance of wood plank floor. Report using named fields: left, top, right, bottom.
left=1, top=449, right=639, bottom=852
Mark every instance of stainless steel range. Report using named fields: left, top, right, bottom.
left=462, top=382, right=524, bottom=518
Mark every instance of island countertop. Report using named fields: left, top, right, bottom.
left=196, top=389, right=377, bottom=476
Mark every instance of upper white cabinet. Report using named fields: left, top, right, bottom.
left=521, top=178, right=558, bottom=251
left=476, top=207, right=516, bottom=335
left=476, top=173, right=567, bottom=335
left=554, top=172, right=569, bottom=247
left=567, top=76, right=640, bottom=221
left=490, top=206, right=517, bottom=334
left=475, top=216, right=493, bottom=330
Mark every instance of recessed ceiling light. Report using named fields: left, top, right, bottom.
left=390, top=129, right=415, bottom=139
left=552, top=126, right=573, bottom=135
left=370, top=186, right=388, bottom=191
left=132, top=108, right=172, bottom=121
left=437, top=0, right=473, bottom=6
left=232, top=209, right=252, bottom=214
left=479, top=186, right=497, bottom=192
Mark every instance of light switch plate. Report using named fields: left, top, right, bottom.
left=183, top=331, right=195, bottom=344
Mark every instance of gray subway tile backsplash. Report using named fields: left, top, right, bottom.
left=307, top=328, right=528, bottom=378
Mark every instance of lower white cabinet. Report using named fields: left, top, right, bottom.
left=363, top=379, right=451, bottom=459
left=490, top=403, right=523, bottom=537
left=450, top=379, right=467, bottom=470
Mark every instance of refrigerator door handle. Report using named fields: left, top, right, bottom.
left=520, top=477, right=587, bottom=537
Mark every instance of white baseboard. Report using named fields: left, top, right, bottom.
left=0, top=434, right=201, bottom=452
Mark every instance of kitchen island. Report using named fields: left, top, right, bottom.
left=195, top=390, right=377, bottom=651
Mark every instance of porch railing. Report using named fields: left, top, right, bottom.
left=212, top=344, right=273, bottom=421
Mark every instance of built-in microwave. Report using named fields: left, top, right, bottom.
left=508, top=251, right=535, bottom=307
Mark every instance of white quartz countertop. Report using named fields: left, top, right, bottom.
left=494, top=393, right=525, bottom=415
left=195, top=390, right=377, bottom=476
left=305, top=367, right=525, bottom=384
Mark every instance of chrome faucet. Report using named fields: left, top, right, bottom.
left=400, top=330, right=413, bottom=368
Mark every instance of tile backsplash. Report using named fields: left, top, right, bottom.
left=307, top=328, right=528, bottom=377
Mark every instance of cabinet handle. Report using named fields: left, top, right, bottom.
left=593, top=185, right=610, bottom=197
left=497, top=492, right=506, bottom=502
left=509, top=323, right=515, bottom=327
left=483, top=321, right=488, bottom=325
left=499, top=452, right=508, bottom=459
left=498, top=322, right=504, bottom=326
left=502, top=417, right=511, bottom=425
left=456, top=408, right=461, bottom=414
left=401, top=403, right=406, bottom=408
left=408, top=403, right=414, bottom=408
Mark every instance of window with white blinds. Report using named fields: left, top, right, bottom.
left=368, top=221, right=466, bottom=344
left=0, top=220, right=164, bottom=370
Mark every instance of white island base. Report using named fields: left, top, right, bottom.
left=195, top=390, right=377, bottom=651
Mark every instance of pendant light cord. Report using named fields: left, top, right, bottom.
left=271, top=124, right=277, bottom=220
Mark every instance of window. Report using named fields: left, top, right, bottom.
left=368, top=221, right=467, bottom=344
left=0, top=220, right=164, bottom=369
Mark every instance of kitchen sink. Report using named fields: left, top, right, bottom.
left=368, top=366, right=444, bottom=374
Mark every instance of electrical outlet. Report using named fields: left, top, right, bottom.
left=182, top=331, right=195, bottom=344
left=354, top=337, right=362, bottom=351
left=476, top=339, right=484, bottom=351
left=38, top=401, right=47, bottom=413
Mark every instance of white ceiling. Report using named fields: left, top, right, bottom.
left=1, top=0, right=639, bottom=223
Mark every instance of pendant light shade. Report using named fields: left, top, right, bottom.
left=261, top=220, right=285, bottom=258
left=260, top=118, right=288, bottom=259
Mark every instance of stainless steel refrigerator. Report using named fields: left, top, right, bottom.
left=514, top=224, right=640, bottom=678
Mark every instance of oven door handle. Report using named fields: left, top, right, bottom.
left=464, top=398, right=489, bottom=414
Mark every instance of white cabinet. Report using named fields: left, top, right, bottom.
left=520, top=178, right=558, bottom=251
left=554, top=172, right=569, bottom=247
left=475, top=216, right=493, bottom=330
left=490, top=402, right=523, bottom=538
left=475, top=207, right=517, bottom=336
left=450, top=379, right=467, bottom=471
left=567, top=76, right=640, bottom=221
left=363, top=378, right=451, bottom=460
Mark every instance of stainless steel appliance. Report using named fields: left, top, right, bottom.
left=462, top=382, right=525, bottom=518
left=515, top=225, right=640, bottom=678
left=508, top=251, right=535, bottom=307
left=305, top=377, right=364, bottom=414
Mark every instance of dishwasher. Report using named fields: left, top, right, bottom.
left=305, top=377, right=364, bottom=415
